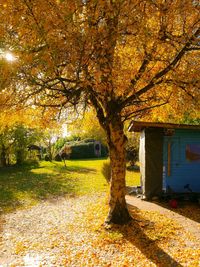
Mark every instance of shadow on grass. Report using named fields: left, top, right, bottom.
left=49, top=161, right=97, bottom=174
left=0, top=163, right=96, bottom=214
left=107, top=204, right=183, bottom=267
left=66, top=165, right=96, bottom=173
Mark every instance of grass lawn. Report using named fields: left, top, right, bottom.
left=1, top=160, right=200, bottom=267
left=0, top=159, right=140, bottom=213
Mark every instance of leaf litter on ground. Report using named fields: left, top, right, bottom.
left=0, top=193, right=200, bottom=267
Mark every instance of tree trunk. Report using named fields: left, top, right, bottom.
left=16, top=149, right=24, bottom=165
left=1, top=145, right=7, bottom=167
left=105, top=119, right=132, bottom=225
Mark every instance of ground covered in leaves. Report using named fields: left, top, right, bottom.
left=0, top=193, right=200, bottom=267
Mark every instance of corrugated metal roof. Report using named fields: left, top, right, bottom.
left=128, top=121, right=200, bottom=132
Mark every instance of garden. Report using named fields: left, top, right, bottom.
left=0, top=159, right=200, bottom=266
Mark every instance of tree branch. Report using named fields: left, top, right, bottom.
left=122, top=27, right=200, bottom=107
left=122, top=100, right=169, bottom=122
left=88, top=88, right=107, bottom=131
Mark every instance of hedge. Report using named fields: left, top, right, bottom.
left=69, top=142, right=108, bottom=159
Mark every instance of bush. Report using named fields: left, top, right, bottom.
left=70, top=143, right=95, bottom=159
left=82, top=138, right=95, bottom=143
left=126, top=145, right=138, bottom=166
left=54, top=154, right=62, bottom=161
left=101, top=161, right=111, bottom=184
left=44, top=154, right=51, bottom=161
left=69, top=142, right=108, bottom=159
left=101, top=144, right=109, bottom=157
left=126, top=165, right=140, bottom=171
left=22, top=159, right=39, bottom=168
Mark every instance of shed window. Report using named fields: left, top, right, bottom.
left=186, top=144, right=200, bottom=162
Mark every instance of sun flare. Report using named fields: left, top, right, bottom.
left=4, top=52, right=16, bottom=62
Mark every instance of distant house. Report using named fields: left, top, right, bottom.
left=129, top=121, right=200, bottom=199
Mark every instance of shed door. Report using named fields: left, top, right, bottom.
left=163, top=137, right=181, bottom=192
left=144, top=128, right=163, bottom=198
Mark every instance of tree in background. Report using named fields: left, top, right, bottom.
left=68, top=108, right=106, bottom=144
left=0, top=109, right=32, bottom=166
left=0, top=127, right=12, bottom=167
left=41, top=127, right=63, bottom=161
left=0, top=124, right=42, bottom=166
left=180, top=112, right=200, bottom=125
left=0, top=0, right=199, bottom=224
left=12, top=124, right=39, bottom=165
left=0, top=107, right=63, bottom=165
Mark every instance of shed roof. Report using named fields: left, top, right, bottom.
left=128, top=121, right=200, bottom=132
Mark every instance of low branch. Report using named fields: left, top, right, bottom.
left=88, top=88, right=107, bottom=131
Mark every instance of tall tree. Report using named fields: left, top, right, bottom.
left=0, top=0, right=199, bottom=224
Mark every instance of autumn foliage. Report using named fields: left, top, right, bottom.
left=0, top=0, right=199, bottom=224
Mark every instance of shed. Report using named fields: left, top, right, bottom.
left=129, top=121, right=200, bottom=199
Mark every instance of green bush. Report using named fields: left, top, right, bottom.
left=126, top=145, right=138, bottom=166
left=70, top=143, right=95, bottom=159
left=69, top=141, right=108, bottom=159
left=101, top=144, right=109, bottom=157
left=101, top=161, right=111, bottom=184
left=81, top=138, right=95, bottom=143
left=54, top=154, right=62, bottom=161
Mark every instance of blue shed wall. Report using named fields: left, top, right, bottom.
left=163, top=129, right=200, bottom=193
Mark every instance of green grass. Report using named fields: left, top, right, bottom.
left=0, top=159, right=140, bottom=213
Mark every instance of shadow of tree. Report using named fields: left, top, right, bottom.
left=107, top=204, right=183, bottom=267
left=48, top=161, right=97, bottom=173
left=0, top=163, right=96, bottom=214
left=152, top=199, right=200, bottom=224
left=127, top=192, right=200, bottom=224
left=60, top=165, right=96, bottom=174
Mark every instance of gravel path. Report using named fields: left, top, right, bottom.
left=0, top=194, right=99, bottom=266
left=0, top=194, right=200, bottom=266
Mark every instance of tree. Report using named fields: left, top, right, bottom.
left=0, top=127, right=12, bottom=167
left=0, top=107, right=62, bottom=165
left=68, top=108, right=107, bottom=144
left=0, top=0, right=199, bottom=224
left=0, top=123, right=42, bottom=166
left=11, top=124, right=42, bottom=165
left=41, top=127, right=62, bottom=161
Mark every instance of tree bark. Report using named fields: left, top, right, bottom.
left=16, top=149, right=24, bottom=165
left=105, top=119, right=132, bottom=225
left=1, top=145, right=7, bottom=167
